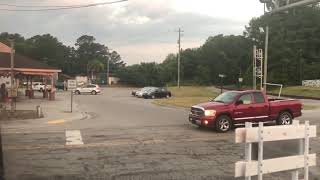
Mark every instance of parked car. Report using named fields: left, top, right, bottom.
left=131, top=90, right=138, bottom=96
left=189, top=90, right=302, bottom=132
left=142, top=87, right=172, bottom=99
left=75, top=84, right=101, bottom=95
left=134, top=87, right=154, bottom=97
left=55, top=82, right=66, bottom=91
left=33, top=82, right=52, bottom=92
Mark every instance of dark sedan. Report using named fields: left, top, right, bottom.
left=142, top=88, right=172, bottom=99
left=55, top=82, right=66, bottom=91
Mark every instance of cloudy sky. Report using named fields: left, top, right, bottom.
left=0, top=0, right=264, bottom=64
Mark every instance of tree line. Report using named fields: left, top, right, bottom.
left=1, top=5, right=320, bottom=87
left=0, top=33, right=125, bottom=82
left=118, top=5, right=320, bottom=87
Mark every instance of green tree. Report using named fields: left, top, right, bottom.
left=87, top=59, right=105, bottom=82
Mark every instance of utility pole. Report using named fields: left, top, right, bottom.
left=263, top=26, right=269, bottom=91
left=177, top=28, right=183, bottom=88
left=106, top=48, right=112, bottom=86
left=9, top=39, right=15, bottom=113
left=253, top=45, right=257, bottom=90
left=107, top=59, right=110, bottom=86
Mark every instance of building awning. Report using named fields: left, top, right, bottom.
left=0, top=43, right=61, bottom=77
left=0, top=42, right=11, bottom=53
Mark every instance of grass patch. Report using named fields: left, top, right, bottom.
left=303, top=104, right=319, bottom=110
left=153, top=86, right=219, bottom=108
left=269, top=86, right=320, bottom=98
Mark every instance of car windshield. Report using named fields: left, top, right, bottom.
left=147, top=88, right=158, bottom=93
left=213, top=92, right=239, bottom=104
left=140, top=87, right=151, bottom=92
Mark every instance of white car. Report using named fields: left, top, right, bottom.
left=75, top=84, right=101, bottom=95
left=136, top=87, right=154, bottom=98
left=32, top=82, right=52, bottom=92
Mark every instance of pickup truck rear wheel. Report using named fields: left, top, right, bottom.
left=277, top=112, right=292, bottom=125
left=215, top=115, right=232, bottom=133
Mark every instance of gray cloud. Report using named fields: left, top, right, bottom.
left=0, top=0, right=252, bottom=64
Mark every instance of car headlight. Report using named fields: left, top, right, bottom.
left=204, top=110, right=216, bottom=117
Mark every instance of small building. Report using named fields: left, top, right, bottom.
left=0, top=42, right=61, bottom=100
left=108, top=76, right=120, bottom=85
left=75, top=76, right=88, bottom=86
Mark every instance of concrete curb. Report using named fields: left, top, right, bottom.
left=64, top=101, right=89, bottom=122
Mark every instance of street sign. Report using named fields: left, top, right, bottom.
left=219, top=74, right=226, bottom=78
left=67, top=80, right=77, bottom=91
left=67, top=80, right=77, bottom=113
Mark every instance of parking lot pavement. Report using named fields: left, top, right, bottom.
left=2, top=87, right=320, bottom=180
left=1, top=91, right=86, bottom=134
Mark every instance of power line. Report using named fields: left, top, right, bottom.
left=0, top=0, right=127, bottom=8
left=0, top=0, right=128, bottom=11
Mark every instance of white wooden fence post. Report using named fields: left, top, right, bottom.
left=235, top=120, right=316, bottom=179
left=291, top=120, right=300, bottom=180
left=258, top=122, right=264, bottom=180
left=304, top=121, right=310, bottom=180
left=245, top=122, right=253, bottom=180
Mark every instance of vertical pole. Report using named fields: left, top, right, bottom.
left=0, top=123, right=4, bottom=180
left=107, top=59, right=110, bottom=86
left=9, top=39, right=15, bottom=113
left=291, top=120, right=300, bottom=180
left=177, top=28, right=181, bottom=88
left=263, top=26, right=269, bottom=92
left=253, top=45, right=257, bottom=90
left=71, top=90, right=73, bottom=113
left=258, top=122, right=264, bottom=180
left=304, top=121, right=310, bottom=180
left=245, top=122, right=252, bottom=180
left=220, top=77, right=223, bottom=94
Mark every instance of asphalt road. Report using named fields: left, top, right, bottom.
left=2, top=88, right=320, bottom=180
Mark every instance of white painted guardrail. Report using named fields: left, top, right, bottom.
left=235, top=120, right=317, bottom=180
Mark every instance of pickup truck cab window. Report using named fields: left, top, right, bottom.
left=213, top=92, right=239, bottom=104
left=238, top=94, right=253, bottom=105
left=253, top=92, right=265, bottom=103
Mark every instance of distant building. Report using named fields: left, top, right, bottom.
left=108, top=76, right=120, bottom=85
left=75, top=76, right=88, bottom=86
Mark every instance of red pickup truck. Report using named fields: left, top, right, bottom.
left=189, top=90, right=302, bottom=132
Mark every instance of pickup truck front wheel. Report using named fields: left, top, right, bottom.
left=277, top=112, right=292, bottom=125
left=215, top=115, right=232, bottom=133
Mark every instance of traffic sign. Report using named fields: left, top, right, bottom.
left=67, top=80, right=77, bottom=91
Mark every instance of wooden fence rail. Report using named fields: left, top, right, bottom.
left=235, top=120, right=317, bottom=180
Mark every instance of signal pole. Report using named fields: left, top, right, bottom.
left=177, top=28, right=183, bottom=88
left=253, top=45, right=257, bottom=90
left=263, top=26, right=269, bottom=91
left=9, top=39, right=15, bottom=113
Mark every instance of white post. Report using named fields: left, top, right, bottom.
left=245, top=122, right=252, bottom=180
left=279, top=84, right=283, bottom=98
left=263, top=26, right=269, bottom=92
left=258, top=122, right=264, bottom=180
left=291, top=120, right=300, bottom=180
left=253, top=46, right=257, bottom=90
left=304, top=121, right=310, bottom=180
